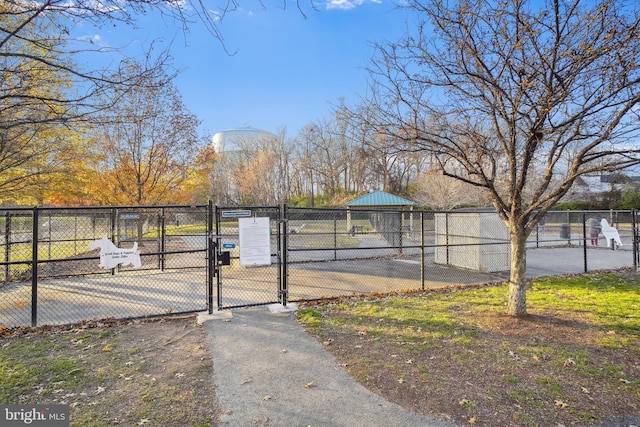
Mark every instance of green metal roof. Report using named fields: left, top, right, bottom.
left=344, top=190, right=416, bottom=207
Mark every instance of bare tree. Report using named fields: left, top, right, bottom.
left=364, top=131, right=423, bottom=194
left=357, top=0, right=640, bottom=316
left=238, top=136, right=292, bottom=205
left=415, top=170, right=489, bottom=210
left=291, top=126, right=318, bottom=204
left=271, top=129, right=294, bottom=204
left=221, top=130, right=292, bottom=205
left=298, top=119, right=348, bottom=198
left=0, top=0, right=180, bottom=129
left=89, top=60, right=201, bottom=205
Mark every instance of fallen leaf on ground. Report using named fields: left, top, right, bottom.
left=554, top=400, right=568, bottom=408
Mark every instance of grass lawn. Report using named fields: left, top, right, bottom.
left=0, top=317, right=219, bottom=426
left=298, top=272, right=640, bottom=426
left=0, top=272, right=638, bottom=426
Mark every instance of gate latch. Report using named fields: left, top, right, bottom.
left=217, top=251, right=231, bottom=266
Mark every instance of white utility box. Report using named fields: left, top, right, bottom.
left=434, top=212, right=510, bottom=272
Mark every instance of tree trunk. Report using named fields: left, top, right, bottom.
left=507, top=231, right=528, bottom=317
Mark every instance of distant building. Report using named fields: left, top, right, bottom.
left=563, top=172, right=640, bottom=203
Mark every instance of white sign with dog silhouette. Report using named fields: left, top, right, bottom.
left=88, top=237, right=142, bottom=269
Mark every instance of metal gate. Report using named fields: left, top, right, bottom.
left=210, top=205, right=285, bottom=310
left=0, top=204, right=213, bottom=329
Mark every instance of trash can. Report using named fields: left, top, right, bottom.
left=560, top=224, right=570, bottom=239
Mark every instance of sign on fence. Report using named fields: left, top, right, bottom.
left=88, top=237, right=142, bottom=269
left=222, top=210, right=252, bottom=218
left=238, top=217, right=271, bottom=266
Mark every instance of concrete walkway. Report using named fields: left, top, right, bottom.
left=200, top=305, right=458, bottom=427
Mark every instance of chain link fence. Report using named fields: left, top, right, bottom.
left=527, top=210, right=635, bottom=248
left=286, top=208, right=511, bottom=302
left=285, top=207, right=637, bottom=302
left=0, top=205, right=636, bottom=328
left=0, top=205, right=211, bottom=328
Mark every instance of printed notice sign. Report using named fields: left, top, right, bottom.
left=239, top=217, right=271, bottom=266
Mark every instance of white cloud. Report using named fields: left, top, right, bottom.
left=325, top=0, right=382, bottom=11
left=75, top=33, right=101, bottom=43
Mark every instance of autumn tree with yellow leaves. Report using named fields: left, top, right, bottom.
left=0, top=0, right=271, bottom=204
left=88, top=61, right=201, bottom=206
left=0, top=3, right=90, bottom=204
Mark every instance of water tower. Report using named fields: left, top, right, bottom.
left=211, top=128, right=277, bottom=157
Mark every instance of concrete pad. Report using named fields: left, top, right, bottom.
left=196, top=310, right=233, bottom=324
left=268, top=302, right=298, bottom=313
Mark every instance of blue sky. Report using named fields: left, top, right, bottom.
left=83, top=1, right=410, bottom=138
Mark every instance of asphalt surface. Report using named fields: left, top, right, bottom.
left=199, top=305, right=458, bottom=427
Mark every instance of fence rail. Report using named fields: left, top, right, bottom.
left=0, top=205, right=636, bottom=328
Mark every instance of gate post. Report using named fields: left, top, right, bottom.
left=110, top=208, right=117, bottom=276
left=280, top=203, right=288, bottom=307
left=631, top=209, right=640, bottom=271
left=31, top=206, right=39, bottom=327
left=4, top=212, right=10, bottom=282
left=207, top=200, right=214, bottom=314
left=420, top=211, right=425, bottom=291
left=582, top=211, right=588, bottom=273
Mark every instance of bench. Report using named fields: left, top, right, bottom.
left=349, top=225, right=366, bottom=236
